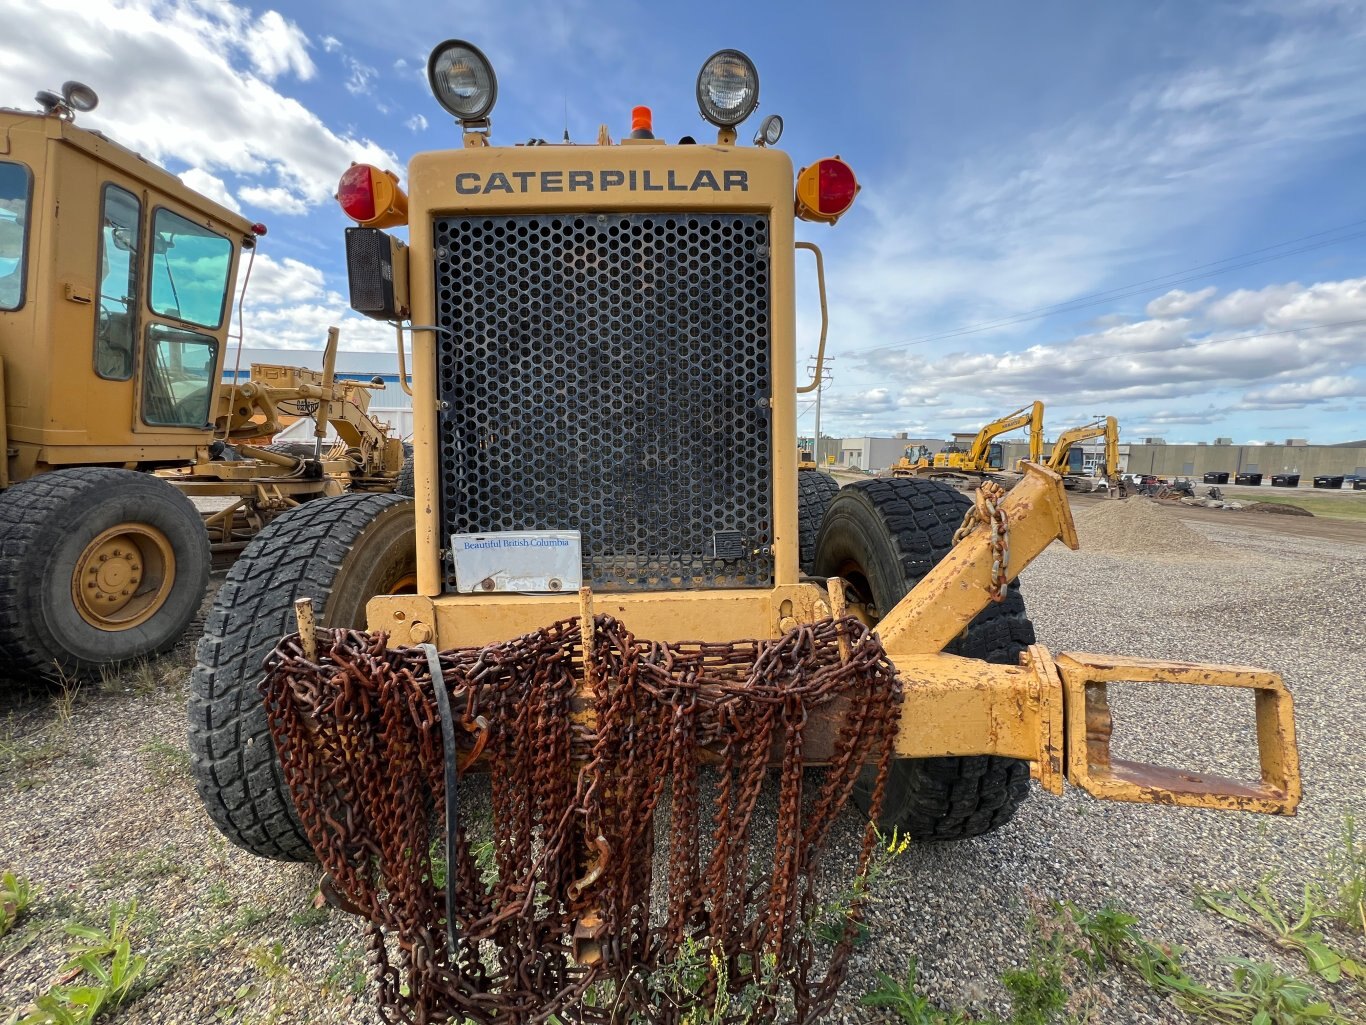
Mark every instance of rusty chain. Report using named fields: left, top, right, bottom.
left=952, top=480, right=1010, bottom=602
left=261, top=614, right=902, bottom=1025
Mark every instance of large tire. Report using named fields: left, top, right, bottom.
left=811, top=477, right=1035, bottom=840
left=188, top=493, right=416, bottom=861
left=0, top=468, right=210, bottom=680
left=797, top=469, right=840, bottom=574
left=394, top=454, right=415, bottom=497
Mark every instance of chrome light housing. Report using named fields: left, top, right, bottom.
left=753, top=113, right=783, bottom=147
left=696, top=49, right=759, bottom=128
left=427, top=40, right=498, bottom=123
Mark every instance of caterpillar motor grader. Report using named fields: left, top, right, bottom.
left=0, top=84, right=405, bottom=681
left=891, top=401, right=1044, bottom=487
left=187, top=43, right=1300, bottom=1024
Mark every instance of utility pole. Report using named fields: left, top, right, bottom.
left=806, top=356, right=833, bottom=467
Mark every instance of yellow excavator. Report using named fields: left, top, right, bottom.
left=895, top=401, right=1044, bottom=485
left=1044, top=416, right=1122, bottom=493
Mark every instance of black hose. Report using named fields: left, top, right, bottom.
left=420, top=643, right=459, bottom=958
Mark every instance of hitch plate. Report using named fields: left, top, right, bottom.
left=1056, top=653, right=1300, bottom=815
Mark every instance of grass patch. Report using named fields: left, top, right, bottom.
left=140, top=739, right=191, bottom=784
left=860, top=898, right=1359, bottom=1025
left=1243, top=493, right=1366, bottom=522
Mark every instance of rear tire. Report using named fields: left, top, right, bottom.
left=0, top=468, right=209, bottom=680
left=187, top=493, right=416, bottom=861
left=811, top=477, right=1034, bottom=840
left=797, top=470, right=839, bottom=574
left=394, top=454, right=415, bottom=497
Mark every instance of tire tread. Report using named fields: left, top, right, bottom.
left=187, top=493, right=409, bottom=861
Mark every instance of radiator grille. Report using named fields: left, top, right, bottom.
left=433, top=213, right=773, bottom=591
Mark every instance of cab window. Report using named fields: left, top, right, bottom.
left=141, top=323, right=218, bottom=427
left=0, top=161, right=33, bottom=312
left=149, top=208, right=232, bottom=329
left=95, top=185, right=142, bottom=380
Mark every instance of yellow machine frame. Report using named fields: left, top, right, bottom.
left=355, top=131, right=1299, bottom=816
left=0, top=106, right=255, bottom=482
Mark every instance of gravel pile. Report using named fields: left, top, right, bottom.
left=1070, top=497, right=1249, bottom=562
left=2, top=512, right=1364, bottom=1023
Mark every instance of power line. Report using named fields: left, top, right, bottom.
left=854, top=217, right=1366, bottom=357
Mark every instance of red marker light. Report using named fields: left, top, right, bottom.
left=250, top=222, right=268, bottom=236
left=335, top=163, right=408, bottom=228
left=795, top=156, right=859, bottom=225
left=337, top=164, right=377, bottom=223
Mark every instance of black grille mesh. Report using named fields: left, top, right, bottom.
left=433, top=213, right=773, bottom=591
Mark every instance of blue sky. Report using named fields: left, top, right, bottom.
left=3, top=0, right=1364, bottom=444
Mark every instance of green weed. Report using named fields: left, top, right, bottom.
left=322, top=938, right=368, bottom=1000
left=1196, top=877, right=1363, bottom=984
left=10, top=901, right=147, bottom=1025
left=811, top=827, right=910, bottom=947
left=861, top=960, right=977, bottom=1024
left=289, top=906, right=330, bottom=929
left=1, top=870, right=36, bottom=938
left=1313, top=813, right=1366, bottom=936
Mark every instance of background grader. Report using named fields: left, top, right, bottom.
left=186, top=44, right=1301, bottom=1024
left=0, top=84, right=408, bottom=681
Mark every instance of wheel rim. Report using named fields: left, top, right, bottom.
left=386, top=573, right=418, bottom=595
left=71, top=523, right=176, bottom=630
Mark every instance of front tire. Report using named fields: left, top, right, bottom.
left=187, top=493, right=416, bottom=861
left=811, top=477, right=1035, bottom=840
left=0, top=468, right=210, bottom=680
left=797, top=469, right=840, bottom=574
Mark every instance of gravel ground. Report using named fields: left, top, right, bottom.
left=1, top=503, right=1363, bottom=1023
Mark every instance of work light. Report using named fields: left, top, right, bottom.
left=753, top=113, right=783, bottom=147
left=427, top=40, right=498, bottom=123
left=695, top=49, right=759, bottom=128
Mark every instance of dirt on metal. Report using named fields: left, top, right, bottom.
left=262, top=616, right=901, bottom=1025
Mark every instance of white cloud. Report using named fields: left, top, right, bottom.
left=239, top=254, right=324, bottom=304
left=405, top=113, right=428, bottom=133
left=177, top=168, right=238, bottom=212
left=1240, top=375, right=1366, bottom=408
left=343, top=55, right=377, bottom=96
left=0, top=0, right=397, bottom=214
left=824, top=11, right=1366, bottom=406
left=245, top=10, right=314, bottom=82
left=1207, top=282, right=1306, bottom=325
left=321, top=35, right=342, bottom=54
left=831, top=272, right=1366, bottom=435
left=1146, top=286, right=1216, bottom=318
left=237, top=185, right=310, bottom=215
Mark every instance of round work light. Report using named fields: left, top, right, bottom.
left=427, top=40, right=498, bottom=123
left=695, top=49, right=759, bottom=128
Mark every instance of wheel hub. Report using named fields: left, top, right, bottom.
left=71, top=524, right=176, bottom=630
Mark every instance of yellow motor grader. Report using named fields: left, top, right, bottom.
left=186, top=45, right=1301, bottom=1025
left=0, top=85, right=405, bottom=679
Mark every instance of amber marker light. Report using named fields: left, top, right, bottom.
left=795, top=157, right=859, bottom=225
left=336, top=163, right=409, bottom=228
